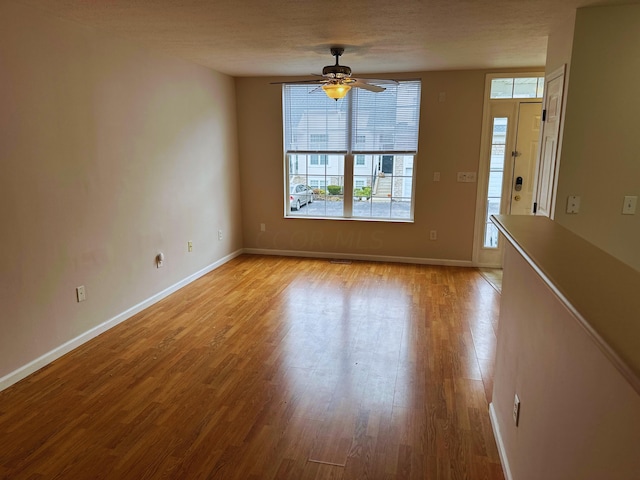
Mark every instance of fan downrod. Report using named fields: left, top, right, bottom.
left=330, top=47, right=345, bottom=59
left=323, top=47, right=351, bottom=78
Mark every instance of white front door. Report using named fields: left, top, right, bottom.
left=474, top=100, right=542, bottom=266
left=510, top=103, right=542, bottom=215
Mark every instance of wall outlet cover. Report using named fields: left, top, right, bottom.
left=566, top=195, right=580, bottom=214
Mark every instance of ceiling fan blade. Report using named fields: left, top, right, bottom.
left=270, top=79, right=326, bottom=85
left=350, top=80, right=385, bottom=93
left=355, top=78, right=399, bottom=85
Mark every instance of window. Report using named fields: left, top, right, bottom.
left=490, top=77, right=544, bottom=99
left=283, top=80, right=421, bottom=219
left=310, top=154, right=328, bottom=166
left=484, top=117, right=508, bottom=248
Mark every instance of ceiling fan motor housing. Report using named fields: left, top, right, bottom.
left=322, top=64, right=352, bottom=78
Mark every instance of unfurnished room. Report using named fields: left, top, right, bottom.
left=1, top=1, right=639, bottom=479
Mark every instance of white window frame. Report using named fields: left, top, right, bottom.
left=283, top=80, right=421, bottom=221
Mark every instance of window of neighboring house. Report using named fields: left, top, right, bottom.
left=283, top=80, right=421, bottom=220
left=310, top=154, right=328, bottom=165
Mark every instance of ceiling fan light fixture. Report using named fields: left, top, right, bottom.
left=322, top=83, right=351, bottom=100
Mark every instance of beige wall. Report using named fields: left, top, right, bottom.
left=492, top=243, right=640, bottom=479
left=554, top=4, right=640, bottom=271
left=0, top=2, right=242, bottom=380
left=544, top=9, right=575, bottom=76
left=237, top=69, right=535, bottom=263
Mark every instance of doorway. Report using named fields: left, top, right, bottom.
left=473, top=74, right=544, bottom=267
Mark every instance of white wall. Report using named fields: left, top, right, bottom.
left=553, top=4, right=640, bottom=271
left=0, top=2, right=243, bottom=384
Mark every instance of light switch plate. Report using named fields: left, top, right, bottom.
left=457, top=172, right=477, bottom=183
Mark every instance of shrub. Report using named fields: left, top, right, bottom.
left=354, top=186, right=372, bottom=198
left=327, top=185, right=343, bottom=195
left=313, top=188, right=325, bottom=196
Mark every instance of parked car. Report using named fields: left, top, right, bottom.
left=290, top=184, right=313, bottom=210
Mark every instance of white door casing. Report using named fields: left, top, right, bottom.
left=533, top=65, right=566, bottom=218
left=473, top=73, right=545, bottom=267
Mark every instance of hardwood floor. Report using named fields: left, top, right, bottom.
left=0, top=255, right=504, bottom=479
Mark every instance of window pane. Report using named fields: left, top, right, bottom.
left=352, top=155, right=414, bottom=220
left=283, top=85, right=348, bottom=152
left=513, top=77, right=539, bottom=98
left=484, top=223, right=500, bottom=248
left=490, top=145, right=506, bottom=169
left=491, top=119, right=507, bottom=145
left=289, top=154, right=344, bottom=217
left=487, top=198, right=501, bottom=216
left=370, top=198, right=392, bottom=218
left=351, top=81, right=421, bottom=152
left=488, top=171, right=503, bottom=197
left=490, top=78, right=514, bottom=98
left=537, top=77, right=545, bottom=98
left=391, top=201, right=412, bottom=219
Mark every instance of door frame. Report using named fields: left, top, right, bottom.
left=472, top=73, right=544, bottom=267
left=532, top=65, right=566, bottom=219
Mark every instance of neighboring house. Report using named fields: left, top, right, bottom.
left=288, top=110, right=413, bottom=199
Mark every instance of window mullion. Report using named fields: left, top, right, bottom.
left=344, top=93, right=355, bottom=217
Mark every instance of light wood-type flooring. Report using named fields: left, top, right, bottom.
left=0, top=255, right=504, bottom=479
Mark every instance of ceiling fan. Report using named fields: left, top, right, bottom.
left=274, top=47, right=398, bottom=100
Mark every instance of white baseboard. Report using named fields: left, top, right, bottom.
left=243, top=248, right=475, bottom=268
left=0, top=249, right=243, bottom=392
left=489, top=402, right=513, bottom=480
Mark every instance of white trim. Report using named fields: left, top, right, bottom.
left=243, top=247, right=474, bottom=267
left=489, top=402, right=513, bottom=480
left=0, top=249, right=243, bottom=392
left=1, top=248, right=481, bottom=392
left=473, top=72, right=544, bottom=267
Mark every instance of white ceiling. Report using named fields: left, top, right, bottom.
left=15, top=0, right=635, bottom=77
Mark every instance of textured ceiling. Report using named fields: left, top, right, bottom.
left=15, top=0, right=636, bottom=77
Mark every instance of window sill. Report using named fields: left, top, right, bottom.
left=284, top=215, right=414, bottom=224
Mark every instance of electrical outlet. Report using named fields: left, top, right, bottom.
left=513, top=394, right=521, bottom=426
left=566, top=195, right=580, bottom=214
left=429, top=230, right=437, bottom=241
left=260, top=223, right=266, bottom=232
left=188, top=241, right=193, bottom=252
left=76, top=285, right=86, bottom=303
left=218, top=229, right=223, bottom=241
left=433, top=172, right=441, bottom=182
